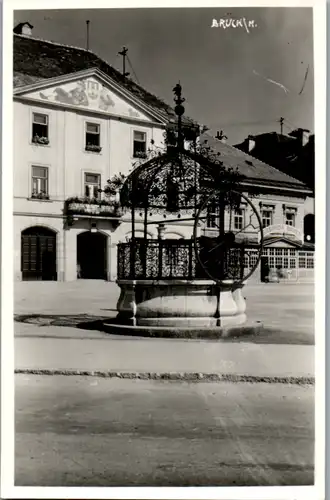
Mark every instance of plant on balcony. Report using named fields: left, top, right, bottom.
left=65, top=195, right=123, bottom=218
left=85, top=144, right=102, bottom=153
left=32, top=135, right=49, bottom=145
left=31, top=191, right=49, bottom=200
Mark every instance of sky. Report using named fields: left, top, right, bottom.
left=14, top=7, right=314, bottom=144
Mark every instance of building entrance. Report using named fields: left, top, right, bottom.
left=77, top=231, right=107, bottom=279
left=21, top=226, right=57, bottom=281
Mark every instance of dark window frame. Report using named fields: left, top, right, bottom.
left=84, top=172, right=101, bottom=200
left=31, top=165, right=49, bottom=199
left=32, top=112, right=49, bottom=144
left=133, top=130, right=147, bottom=158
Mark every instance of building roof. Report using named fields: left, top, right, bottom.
left=234, top=131, right=315, bottom=192
left=13, top=34, right=311, bottom=194
left=13, top=22, right=33, bottom=34
left=13, top=33, right=195, bottom=127
left=200, top=133, right=310, bottom=192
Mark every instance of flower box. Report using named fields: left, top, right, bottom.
left=85, top=144, right=102, bottom=153
left=31, top=192, right=50, bottom=200
left=134, top=151, right=147, bottom=159
left=32, top=136, right=49, bottom=145
left=65, top=197, right=123, bottom=218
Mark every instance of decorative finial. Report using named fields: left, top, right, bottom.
left=173, top=82, right=185, bottom=116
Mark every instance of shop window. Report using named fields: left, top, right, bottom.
left=307, top=257, right=314, bottom=269
left=290, top=258, right=296, bottom=268
left=249, top=253, right=258, bottom=267
left=269, top=257, right=275, bottom=268
left=275, top=256, right=282, bottom=267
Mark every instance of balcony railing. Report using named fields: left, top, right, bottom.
left=259, top=224, right=302, bottom=242
left=65, top=197, right=123, bottom=218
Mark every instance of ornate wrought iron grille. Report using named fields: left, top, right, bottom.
left=115, top=83, right=263, bottom=284
left=117, top=238, right=255, bottom=281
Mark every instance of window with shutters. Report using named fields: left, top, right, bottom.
left=85, top=123, right=102, bottom=152
left=31, top=166, right=49, bottom=199
left=32, top=113, right=49, bottom=145
left=84, top=173, right=101, bottom=200
left=133, top=130, right=147, bottom=158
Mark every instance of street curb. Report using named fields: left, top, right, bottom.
left=102, top=321, right=265, bottom=339
left=15, top=369, right=314, bottom=385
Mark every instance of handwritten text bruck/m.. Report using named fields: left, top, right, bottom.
left=211, top=18, right=257, bottom=33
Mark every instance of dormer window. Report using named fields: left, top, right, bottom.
left=32, top=113, right=49, bottom=145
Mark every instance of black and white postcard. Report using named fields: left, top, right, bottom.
left=1, top=0, right=326, bottom=499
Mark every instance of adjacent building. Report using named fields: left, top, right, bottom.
left=13, top=23, right=314, bottom=283
left=234, top=128, right=315, bottom=244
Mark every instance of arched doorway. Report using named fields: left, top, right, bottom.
left=304, top=214, right=315, bottom=243
left=21, top=226, right=57, bottom=281
left=77, top=231, right=107, bottom=279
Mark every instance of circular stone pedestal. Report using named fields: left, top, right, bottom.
left=115, top=279, right=247, bottom=328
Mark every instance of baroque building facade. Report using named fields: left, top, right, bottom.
left=13, top=24, right=314, bottom=283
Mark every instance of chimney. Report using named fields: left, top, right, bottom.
left=13, top=22, right=33, bottom=36
left=215, top=130, right=228, bottom=144
left=248, top=135, right=255, bottom=153
left=301, top=129, right=310, bottom=147
left=289, top=128, right=310, bottom=147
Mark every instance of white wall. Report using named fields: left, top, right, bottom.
left=14, top=99, right=166, bottom=215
